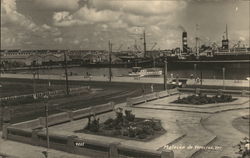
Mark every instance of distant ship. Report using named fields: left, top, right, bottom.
left=128, top=67, right=162, bottom=77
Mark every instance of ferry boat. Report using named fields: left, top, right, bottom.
left=128, top=67, right=162, bottom=77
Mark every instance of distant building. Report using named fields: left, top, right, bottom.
left=25, top=54, right=43, bottom=66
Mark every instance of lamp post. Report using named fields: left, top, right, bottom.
left=108, top=41, right=112, bottom=82
left=222, top=67, right=225, bottom=89
left=33, top=71, right=36, bottom=96
left=42, top=95, right=49, bottom=158
left=63, top=51, right=69, bottom=95
left=164, top=59, right=168, bottom=90
left=194, top=63, right=198, bottom=85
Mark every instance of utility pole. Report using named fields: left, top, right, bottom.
left=0, top=51, right=2, bottom=130
left=249, top=1, right=250, bottom=49
left=0, top=50, right=2, bottom=77
left=33, top=71, right=36, bottom=96
left=164, top=60, right=168, bottom=90
left=108, top=41, right=112, bottom=82
left=64, top=50, right=69, bottom=95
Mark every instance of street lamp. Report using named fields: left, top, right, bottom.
left=43, top=95, right=49, bottom=158
left=194, top=63, right=197, bottom=82
left=164, top=59, right=168, bottom=90
left=222, top=67, right=225, bottom=89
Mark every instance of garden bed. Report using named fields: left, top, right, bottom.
left=172, top=94, right=237, bottom=105
left=76, top=108, right=166, bottom=141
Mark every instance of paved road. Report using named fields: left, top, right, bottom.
left=1, top=73, right=249, bottom=87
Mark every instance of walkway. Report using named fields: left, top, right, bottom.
left=0, top=132, right=90, bottom=158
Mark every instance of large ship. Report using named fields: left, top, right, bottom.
left=162, top=25, right=250, bottom=63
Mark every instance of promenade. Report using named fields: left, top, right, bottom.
left=0, top=73, right=249, bottom=88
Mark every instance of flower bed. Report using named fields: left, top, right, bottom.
left=172, top=94, right=237, bottom=105
left=76, top=108, right=166, bottom=141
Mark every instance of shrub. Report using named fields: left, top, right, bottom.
left=134, top=127, right=143, bottom=135
left=172, top=94, right=235, bottom=105
left=122, top=130, right=129, bottom=136
left=88, top=116, right=100, bottom=132
left=138, top=133, right=147, bottom=139
left=128, top=127, right=136, bottom=137
left=104, top=118, right=114, bottom=125
left=112, top=130, right=121, bottom=136
left=125, top=110, right=135, bottom=122
left=153, top=122, right=162, bottom=131
left=235, top=137, right=250, bottom=158
left=142, top=119, right=155, bottom=127
left=143, top=125, right=154, bottom=135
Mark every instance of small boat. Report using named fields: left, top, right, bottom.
left=128, top=67, right=162, bottom=77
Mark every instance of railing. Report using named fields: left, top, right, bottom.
left=127, top=88, right=179, bottom=107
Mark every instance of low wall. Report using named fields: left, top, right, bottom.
left=8, top=102, right=114, bottom=130
left=6, top=127, right=174, bottom=158
left=144, top=93, right=158, bottom=102
left=127, top=88, right=179, bottom=107
left=127, top=95, right=146, bottom=106
left=11, top=119, right=41, bottom=129
left=179, top=88, right=250, bottom=97
left=72, top=107, right=92, bottom=120
left=158, top=91, right=169, bottom=98
left=47, top=112, right=71, bottom=126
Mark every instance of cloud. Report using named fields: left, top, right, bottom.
left=54, top=37, right=63, bottom=43
left=72, top=39, right=80, bottom=45
left=1, top=0, right=37, bottom=31
left=1, top=0, right=62, bottom=48
left=53, top=6, right=121, bottom=27
left=33, top=0, right=80, bottom=11
left=1, top=27, right=18, bottom=48
left=92, top=0, right=187, bottom=16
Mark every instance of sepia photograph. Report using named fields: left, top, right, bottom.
left=0, top=0, right=249, bottom=158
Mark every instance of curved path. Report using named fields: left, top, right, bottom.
left=196, top=109, right=249, bottom=158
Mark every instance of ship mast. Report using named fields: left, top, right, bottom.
left=226, top=24, right=228, bottom=40
left=195, top=24, right=200, bottom=57
left=143, top=29, right=146, bottom=58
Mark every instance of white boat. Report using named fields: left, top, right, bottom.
left=128, top=67, right=162, bottom=77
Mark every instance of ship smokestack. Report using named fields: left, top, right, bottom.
left=222, top=24, right=229, bottom=49
left=182, top=31, right=188, bottom=53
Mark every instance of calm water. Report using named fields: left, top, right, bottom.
left=17, top=62, right=249, bottom=80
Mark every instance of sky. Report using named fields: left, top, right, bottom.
left=1, top=0, right=249, bottom=51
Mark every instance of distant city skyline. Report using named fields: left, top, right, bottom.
left=1, top=0, right=249, bottom=51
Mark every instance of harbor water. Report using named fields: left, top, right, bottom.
left=14, top=62, right=249, bottom=80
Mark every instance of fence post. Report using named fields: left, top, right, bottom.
left=32, top=129, right=41, bottom=146
left=217, top=89, right=223, bottom=95
left=67, top=135, right=78, bottom=153
left=2, top=123, right=10, bottom=139
left=195, top=88, right=200, bottom=95
left=109, top=143, right=120, bottom=158
left=67, top=111, right=74, bottom=121
left=241, top=90, right=247, bottom=97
